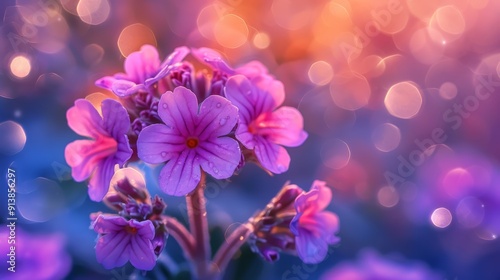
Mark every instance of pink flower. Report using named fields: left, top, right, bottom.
left=137, top=87, right=241, bottom=196
left=225, top=75, right=308, bottom=174
left=93, top=215, right=156, bottom=270
left=96, top=45, right=189, bottom=97
left=290, top=181, right=340, bottom=264
left=65, top=99, right=132, bottom=201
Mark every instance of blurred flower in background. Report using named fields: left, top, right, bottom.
left=1, top=0, right=500, bottom=279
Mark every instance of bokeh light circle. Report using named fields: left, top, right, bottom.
left=377, top=186, right=399, bottom=208
left=118, top=23, right=157, bottom=57
left=384, top=81, right=422, bottom=119
left=308, top=61, right=333, bottom=86
left=10, top=55, right=31, bottom=78
left=0, top=121, right=27, bottom=156
left=76, top=0, right=110, bottom=25
left=330, top=72, right=371, bottom=111
left=456, top=197, right=485, bottom=228
left=321, top=139, right=351, bottom=169
left=431, top=207, right=452, bottom=228
left=372, top=123, right=401, bottom=152
left=18, top=177, right=65, bottom=222
left=214, top=14, right=249, bottom=49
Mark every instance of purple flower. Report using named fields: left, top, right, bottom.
left=96, top=45, right=189, bottom=97
left=65, top=99, right=132, bottom=201
left=321, top=249, right=442, bottom=280
left=137, top=86, right=241, bottom=196
left=0, top=228, right=71, bottom=280
left=93, top=214, right=156, bottom=270
left=290, top=180, right=340, bottom=264
left=225, top=75, right=308, bottom=174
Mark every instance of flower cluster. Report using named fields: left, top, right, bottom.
left=90, top=168, right=167, bottom=270
left=65, top=45, right=338, bottom=276
left=249, top=181, right=340, bottom=264
left=66, top=44, right=308, bottom=198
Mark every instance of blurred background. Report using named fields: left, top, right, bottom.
left=1, top=0, right=500, bottom=279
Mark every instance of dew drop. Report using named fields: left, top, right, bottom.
left=208, top=162, right=214, bottom=168
left=216, top=102, right=221, bottom=108
left=219, top=117, right=227, bottom=126
left=213, top=167, right=219, bottom=174
left=246, top=90, right=252, bottom=95
left=162, top=103, right=168, bottom=109
left=161, top=152, right=167, bottom=157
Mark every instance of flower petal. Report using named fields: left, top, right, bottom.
left=235, top=60, right=269, bottom=79
left=294, top=181, right=331, bottom=214
left=196, top=95, right=238, bottom=139
left=146, top=46, right=190, bottom=87
left=124, top=45, right=160, bottom=83
left=225, top=75, right=275, bottom=123
left=88, top=156, right=117, bottom=201
left=95, top=76, right=115, bottom=90
left=137, top=124, right=186, bottom=164
left=93, top=214, right=128, bottom=234
left=67, top=99, right=106, bottom=138
left=295, top=229, right=329, bottom=264
left=300, top=211, right=340, bottom=243
left=111, top=80, right=144, bottom=97
left=254, top=137, right=290, bottom=174
left=256, top=107, right=308, bottom=147
left=95, top=230, right=131, bottom=269
left=191, top=47, right=235, bottom=74
left=129, top=235, right=156, bottom=270
left=234, top=122, right=256, bottom=149
left=158, top=87, right=198, bottom=137
left=101, top=99, right=130, bottom=139
left=65, top=137, right=116, bottom=183
left=197, top=137, right=241, bottom=179
left=158, top=149, right=200, bottom=196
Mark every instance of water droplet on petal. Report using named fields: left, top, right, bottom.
left=219, top=117, right=227, bottom=126
left=216, top=102, right=221, bottom=108
left=161, top=152, right=167, bottom=157
left=246, top=90, right=252, bottom=95
left=208, top=162, right=214, bottom=168
left=162, top=103, right=168, bottom=109
left=213, top=167, right=219, bottom=174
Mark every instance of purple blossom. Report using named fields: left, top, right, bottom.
left=65, top=99, right=132, bottom=201
left=0, top=228, right=71, bottom=280
left=225, top=75, right=308, bottom=174
left=290, top=180, right=340, bottom=264
left=96, top=45, right=189, bottom=97
left=137, top=86, right=241, bottom=196
left=321, top=250, right=442, bottom=280
left=92, top=214, right=157, bottom=270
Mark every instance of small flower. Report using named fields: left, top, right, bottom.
left=290, top=181, right=340, bottom=264
left=96, top=45, right=189, bottom=97
left=93, top=215, right=157, bottom=270
left=225, top=75, right=308, bottom=174
left=137, top=86, right=241, bottom=196
left=65, top=99, right=132, bottom=201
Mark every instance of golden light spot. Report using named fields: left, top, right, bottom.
left=10, top=55, right=31, bottom=78
left=253, top=32, right=270, bottom=49
left=186, top=138, right=199, bottom=149
left=118, top=23, right=157, bottom=57
left=214, top=14, right=248, bottom=49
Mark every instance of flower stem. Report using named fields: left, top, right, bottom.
left=212, top=222, right=254, bottom=275
left=163, top=216, right=195, bottom=260
left=186, top=171, right=214, bottom=279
